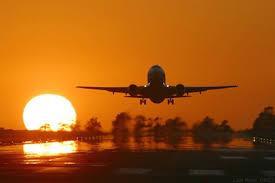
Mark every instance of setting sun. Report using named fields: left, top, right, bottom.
left=23, top=94, right=77, bottom=131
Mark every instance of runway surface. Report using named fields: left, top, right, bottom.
left=0, top=137, right=275, bottom=183
left=0, top=138, right=274, bottom=182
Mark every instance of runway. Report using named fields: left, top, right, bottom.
left=0, top=147, right=275, bottom=182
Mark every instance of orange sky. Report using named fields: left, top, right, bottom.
left=0, top=0, right=274, bottom=130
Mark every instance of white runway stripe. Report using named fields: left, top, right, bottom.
left=264, top=157, right=275, bottom=161
left=220, top=156, right=248, bottom=160
left=189, top=169, right=224, bottom=176
left=116, top=168, right=152, bottom=175
left=261, top=170, right=275, bottom=176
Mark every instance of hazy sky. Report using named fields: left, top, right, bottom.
left=0, top=0, right=274, bottom=130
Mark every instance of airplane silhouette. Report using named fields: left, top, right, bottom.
left=77, top=65, right=237, bottom=105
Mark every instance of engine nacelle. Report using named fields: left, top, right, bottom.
left=128, top=84, right=138, bottom=96
left=176, top=84, right=185, bottom=96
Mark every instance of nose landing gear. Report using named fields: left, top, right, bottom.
left=168, top=98, right=174, bottom=105
left=140, top=99, right=147, bottom=105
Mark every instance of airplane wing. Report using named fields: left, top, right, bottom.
left=184, top=85, right=238, bottom=94
left=76, top=86, right=129, bottom=93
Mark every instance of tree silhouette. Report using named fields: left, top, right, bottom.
left=112, top=112, right=131, bottom=136
left=193, top=116, right=216, bottom=134
left=133, top=115, right=147, bottom=137
left=40, top=123, right=51, bottom=131
left=217, top=120, right=233, bottom=133
left=152, top=122, right=165, bottom=142
left=85, top=118, right=102, bottom=135
left=71, top=120, right=81, bottom=132
left=164, top=117, right=187, bottom=136
left=253, top=106, right=275, bottom=136
left=192, top=116, right=233, bottom=144
left=59, top=123, right=71, bottom=131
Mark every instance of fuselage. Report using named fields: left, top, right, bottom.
left=146, top=65, right=168, bottom=103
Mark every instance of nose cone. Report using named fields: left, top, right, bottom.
left=150, top=65, right=163, bottom=71
left=148, top=65, right=165, bottom=76
left=148, top=65, right=166, bottom=84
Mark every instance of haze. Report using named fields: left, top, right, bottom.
left=0, top=0, right=274, bottom=130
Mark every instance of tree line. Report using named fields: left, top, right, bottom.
left=0, top=106, right=273, bottom=142
left=69, top=112, right=234, bottom=140
left=69, top=105, right=275, bottom=139
left=253, top=106, right=275, bottom=137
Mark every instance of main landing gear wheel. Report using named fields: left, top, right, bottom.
left=168, top=98, right=174, bottom=105
left=140, top=99, right=147, bottom=105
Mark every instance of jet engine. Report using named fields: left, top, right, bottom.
left=128, top=84, right=138, bottom=96
left=176, top=84, right=185, bottom=96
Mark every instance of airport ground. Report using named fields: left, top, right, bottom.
left=0, top=148, right=275, bottom=183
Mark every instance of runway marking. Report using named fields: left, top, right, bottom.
left=220, top=156, right=248, bottom=160
left=36, top=167, right=79, bottom=173
left=85, top=163, right=106, bottom=167
left=215, top=148, right=275, bottom=153
left=64, top=162, right=106, bottom=167
left=264, top=157, right=275, bottom=161
left=64, top=162, right=76, bottom=165
left=189, top=169, right=224, bottom=176
left=116, top=168, right=152, bottom=175
left=214, top=148, right=254, bottom=152
left=261, top=170, right=275, bottom=176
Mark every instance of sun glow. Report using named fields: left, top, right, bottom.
left=23, top=94, right=77, bottom=131
left=23, top=141, right=77, bottom=156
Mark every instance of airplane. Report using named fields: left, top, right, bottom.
left=77, top=65, right=237, bottom=105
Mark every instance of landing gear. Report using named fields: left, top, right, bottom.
left=168, top=98, right=174, bottom=105
left=140, top=99, right=147, bottom=105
